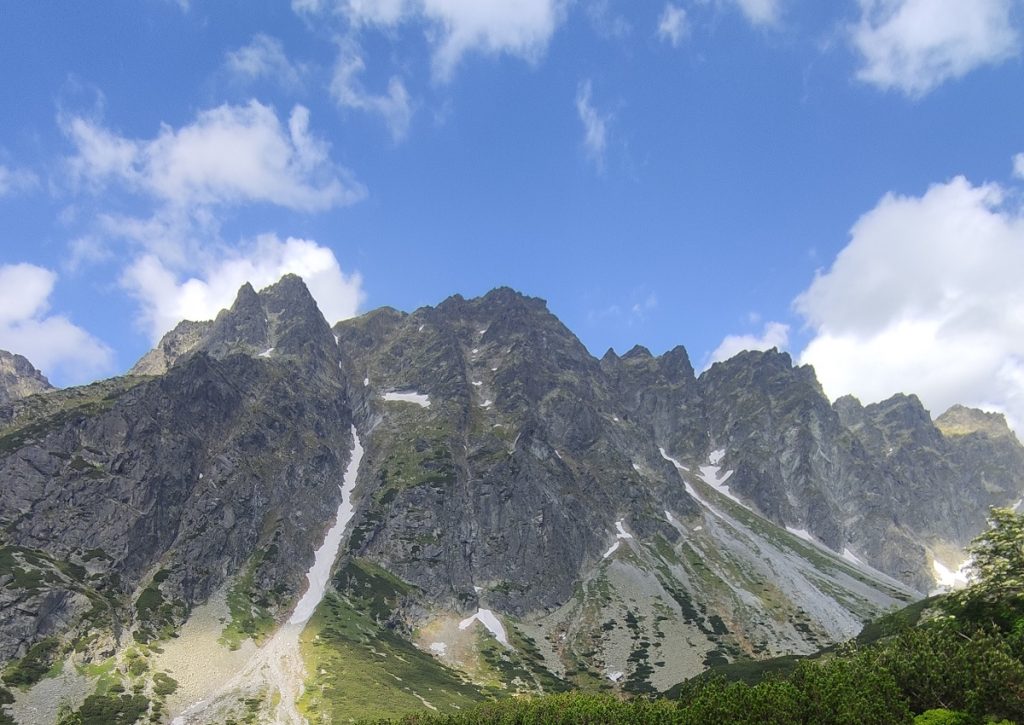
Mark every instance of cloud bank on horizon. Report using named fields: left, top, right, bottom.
left=0, top=0, right=1022, bottom=433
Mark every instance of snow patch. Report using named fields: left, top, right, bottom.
left=472, top=381, right=482, bottom=387
left=660, top=447, right=727, bottom=519
left=491, top=366, right=498, bottom=372
left=664, top=510, right=676, bottom=524
left=429, top=642, right=447, bottom=656
left=363, top=377, right=369, bottom=387
left=842, top=548, right=864, bottom=566
left=258, top=347, right=274, bottom=358
left=1012, top=498, right=1023, bottom=512
left=480, top=400, right=493, bottom=408
left=383, top=391, right=431, bottom=407
left=697, top=450, right=746, bottom=509
left=786, top=526, right=816, bottom=544
left=632, top=463, right=642, bottom=473
left=418, top=325, right=424, bottom=332
left=198, top=473, right=203, bottom=480
left=458, top=609, right=509, bottom=647
left=607, top=671, right=623, bottom=682
left=604, top=520, right=633, bottom=558
left=290, top=426, right=364, bottom=625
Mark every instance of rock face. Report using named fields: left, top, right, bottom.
left=0, top=276, right=355, bottom=664
left=1, top=277, right=1022, bottom=699
left=129, top=320, right=211, bottom=376
left=0, top=350, right=52, bottom=405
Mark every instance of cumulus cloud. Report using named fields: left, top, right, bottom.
left=121, top=234, right=365, bottom=342
left=1013, top=153, right=1024, bottom=180
left=576, top=79, right=608, bottom=170
left=0, top=263, right=114, bottom=383
left=64, top=100, right=364, bottom=211
left=225, top=34, right=306, bottom=90
left=710, top=321, right=790, bottom=366
left=330, top=47, right=413, bottom=141
left=658, top=4, right=688, bottom=46
left=850, top=0, right=1020, bottom=97
left=796, top=175, right=1024, bottom=431
left=302, top=0, right=565, bottom=80
left=0, top=164, right=39, bottom=197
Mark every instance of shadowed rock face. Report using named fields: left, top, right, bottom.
left=0, top=276, right=355, bottom=661
left=0, top=277, right=1021, bottom=688
left=0, top=350, right=52, bottom=405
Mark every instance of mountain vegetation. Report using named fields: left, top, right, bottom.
left=0, top=276, right=1021, bottom=723
left=396, top=507, right=1024, bottom=725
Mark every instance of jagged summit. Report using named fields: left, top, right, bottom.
left=0, top=349, right=53, bottom=404
left=2, top=273, right=1023, bottom=716
left=622, top=344, right=653, bottom=360
left=936, top=404, right=1017, bottom=440
left=130, top=274, right=337, bottom=374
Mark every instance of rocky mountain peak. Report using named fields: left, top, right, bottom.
left=659, top=344, right=695, bottom=380
left=0, top=350, right=53, bottom=404
left=130, top=275, right=339, bottom=375
left=622, top=344, right=653, bottom=360
left=935, top=404, right=1017, bottom=441
left=130, top=319, right=213, bottom=376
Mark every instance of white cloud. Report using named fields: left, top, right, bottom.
left=330, top=47, right=413, bottom=141
left=850, top=0, right=1020, bottom=97
left=1013, top=152, right=1024, bottom=180
left=796, top=175, right=1024, bottom=432
left=731, top=0, right=781, bottom=26
left=225, top=34, right=306, bottom=90
left=576, top=79, right=608, bottom=170
left=121, top=234, right=365, bottom=341
left=309, top=0, right=565, bottom=80
left=64, top=100, right=364, bottom=211
left=710, top=321, right=789, bottom=365
left=658, top=4, right=688, bottom=46
left=0, top=165, right=39, bottom=197
left=587, top=0, right=631, bottom=41
left=0, top=263, right=114, bottom=384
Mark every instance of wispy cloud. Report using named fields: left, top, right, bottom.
left=224, top=34, right=307, bottom=91
left=658, top=4, right=688, bottom=46
left=576, top=79, right=609, bottom=171
left=0, top=164, right=38, bottom=197
left=300, top=0, right=566, bottom=82
left=330, top=45, right=413, bottom=142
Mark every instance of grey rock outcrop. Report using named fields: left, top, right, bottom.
left=0, top=350, right=52, bottom=405
left=1, top=277, right=1022, bottom=696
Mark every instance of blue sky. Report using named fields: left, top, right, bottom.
left=1, top=0, right=1023, bottom=430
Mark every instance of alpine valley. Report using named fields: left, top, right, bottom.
left=1, top=275, right=1022, bottom=724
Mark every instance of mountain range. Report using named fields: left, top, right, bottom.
left=1, top=275, right=1021, bottom=723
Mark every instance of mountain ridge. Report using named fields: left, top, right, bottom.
left=1, top=275, right=1021, bottom=722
